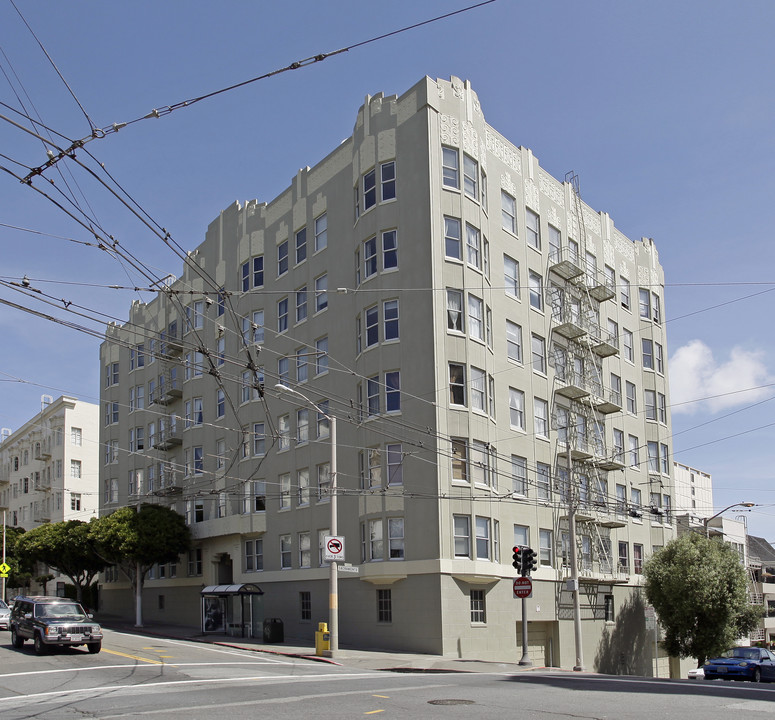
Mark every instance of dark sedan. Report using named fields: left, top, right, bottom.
left=704, top=647, right=775, bottom=682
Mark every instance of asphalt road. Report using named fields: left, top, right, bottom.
left=2, top=629, right=775, bottom=719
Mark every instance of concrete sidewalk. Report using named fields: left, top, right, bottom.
left=102, top=619, right=546, bottom=674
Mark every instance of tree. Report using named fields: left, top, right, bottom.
left=90, top=504, right=190, bottom=626
left=15, top=521, right=105, bottom=603
left=644, top=532, right=762, bottom=666
left=2, top=526, right=33, bottom=594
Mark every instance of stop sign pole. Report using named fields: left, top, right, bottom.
left=513, top=576, right=533, bottom=667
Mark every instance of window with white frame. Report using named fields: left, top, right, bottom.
left=315, top=337, right=328, bottom=375
left=280, top=535, right=292, bottom=569
left=454, top=515, right=471, bottom=557
left=466, top=223, right=481, bottom=269
left=295, top=227, right=307, bottom=265
left=512, top=455, right=527, bottom=495
left=388, top=518, right=404, bottom=559
left=299, top=532, right=311, bottom=567
left=385, top=371, right=400, bottom=412
left=470, top=367, right=486, bottom=413
left=626, top=382, right=637, bottom=414
left=620, top=276, right=631, bottom=309
left=463, top=154, right=478, bottom=200
left=318, top=462, right=331, bottom=501
left=534, top=398, right=549, bottom=438
left=278, top=415, right=290, bottom=451
left=452, top=439, right=468, bottom=483
left=528, top=271, right=543, bottom=310
left=509, top=387, right=525, bottom=430
left=387, top=444, right=403, bottom=485
left=253, top=422, right=265, bottom=456
left=470, top=589, right=486, bottom=623
left=501, top=191, right=516, bottom=234
left=245, top=539, right=263, bottom=571
left=363, top=167, right=376, bottom=211
left=506, top=320, right=522, bottom=362
left=295, top=286, right=308, bottom=323
left=468, top=294, right=484, bottom=340
left=277, top=297, right=289, bottom=332
left=447, top=289, right=464, bottom=332
left=296, top=408, right=309, bottom=444
left=365, top=305, right=379, bottom=347
left=503, top=254, right=519, bottom=297
left=382, top=229, right=398, bottom=270
left=384, top=299, right=399, bottom=341
left=444, top=217, right=462, bottom=260
left=442, top=146, right=459, bottom=188
left=381, top=161, right=396, bottom=201
left=449, top=363, right=466, bottom=406
left=315, top=274, right=328, bottom=313
left=531, top=334, right=546, bottom=373
left=629, top=435, right=640, bottom=468
left=475, top=516, right=490, bottom=560
left=369, top=518, right=383, bottom=560
left=645, top=389, right=657, bottom=420
left=314, top=213, right=327, bottom=252
left=539, top=529, right=553, bottom=566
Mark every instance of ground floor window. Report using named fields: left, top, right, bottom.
left=377, top=589, right=392, bottom=623
left=300, top=591, right=311, bottom=621
left=604, top=594, right=614, bottom=622
left=470, top=589, right=486, bottom=624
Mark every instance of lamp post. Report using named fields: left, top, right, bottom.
left=703, top=502, right=756, bottom=538
left=275, top=384, right=338, bottom=656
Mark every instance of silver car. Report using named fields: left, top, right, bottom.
left=0, top=599, right=10, bottom=630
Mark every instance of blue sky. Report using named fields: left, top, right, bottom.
left=1, top=1, right=774, bottom=538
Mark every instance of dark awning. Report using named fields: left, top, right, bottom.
left=200, top=584, right=264, bottom=596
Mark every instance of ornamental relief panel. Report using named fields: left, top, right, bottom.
left=539, top=170, right=565, bottom=208
left=547, top=205, right=561, bottom=230
left=637, top=265, right=650, bottom=285
left=462, top=121, right=479, bottom=158
left=524, top=179, right=539, bottom=211
left=485, top=130, right=522, bottom=175
left=603, top=240, right=615, bottom=267
left=614, top=230, right=635, bottom=262
left=480, top=139, right=488, bottom=171
left=582, top=206, right=602, bottom=236
left=440, top=114, right=460, bottom=146
left=501, top=172, right=517, bottom=196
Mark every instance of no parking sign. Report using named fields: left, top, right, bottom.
left=324, top=536, right=345, bottom=562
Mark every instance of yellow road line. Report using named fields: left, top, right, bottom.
left=101, top=648, right=171, bottom=665
left=372, top=695, right=390, bottom=699
left=365, top=711, right=385, bottom=715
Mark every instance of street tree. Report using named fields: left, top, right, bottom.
left=644, top=532, right=762, bottom=666
left=15, top=520, right=105, bottom=603
left=2, top=526, right=33, bottom=594
left=91, top=504, right=190, bottom=626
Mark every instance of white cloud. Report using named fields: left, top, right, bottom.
left=669, top=340, right=774, bottom=415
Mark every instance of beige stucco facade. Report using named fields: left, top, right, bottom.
left=98, top=76, right=677, bottom=672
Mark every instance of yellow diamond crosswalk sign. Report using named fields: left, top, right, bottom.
left=0, top=562, right=10, bottom=576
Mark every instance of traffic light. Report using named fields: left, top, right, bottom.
left=521, top=547, right=537, bottom=575
left=512, top=546, right=522, bottom=571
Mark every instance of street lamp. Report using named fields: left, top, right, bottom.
left=275, top=383, right=338, bottom=656
left=703, top=502, right=756, bottom=538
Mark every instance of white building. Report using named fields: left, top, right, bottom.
left=0, top=395, right=100, bottom=595
left=99, top=75, right=677, bottom=673
left=673, top=461, right=713, bottom=520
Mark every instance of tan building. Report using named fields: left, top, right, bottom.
left=0, top=395, right=100, bottom=596
left=98, top=75, right=676, bottom=672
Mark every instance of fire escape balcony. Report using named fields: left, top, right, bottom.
left=589, top=386, right=622, bottom=414
left=160, top=329, right=183, bottom=358
left=551, top=307, right=587, bottom=341
left=581, top=268, right=616, bottom=302
left=586, top=326, right=619, bottom=358
left=152, top=421, right=182, bottom=450
left=157, top=464, right=183, bottom=495
left=554, top=369, right=590, bottom=401
left=548, top=246, right=585, bottom=281
left=594, top=451, right=626, bottom=472
left=151, top=369, right=183, bottom=406
left=557, top=437, right=593, bottom=462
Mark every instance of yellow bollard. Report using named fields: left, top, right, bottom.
left=315, top=622, right=331, bottom=656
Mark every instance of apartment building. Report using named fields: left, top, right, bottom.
left=98, top=75, right=675, bottom=670
left=0, top=395, right=100, bottom=595
left=673, top=461, right=713, bottom=520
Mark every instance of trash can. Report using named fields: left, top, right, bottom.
left=263, top=617, right=284, bottom=643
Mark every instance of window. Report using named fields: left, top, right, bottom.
left=447, top=289, right=464, bottom=332
left=468, top=295, right=483, bottom=340
left=71, top=427, right=82, bottom=446
left=620, top=276, right=631, bottom=309
left=452, top=439, right=468, bottom=483
left=296, top=286, right=308, bottom=323
left=652, top=292, right=661, bottom=324
left=377, top=589, right=392, bottom=623
left=280, top=535, right=292, bottom=569
left=193, top=446, right=204, bottom=475
left=299, top=591, right=311, bottom=621
left=512, top=455, right=527, bottom=495
left=531, top=334, right=546, bottom=373
left=369, top=518, right=383, bottom=560
left=253, top=422, right=265, bottom=457
left=278, top=415, right=290, bottom=451
left=296, top=408, right=309, bottom=445
left=534, top=398, right=549, bottom=438
left=648, top=441, right=659, bottom=472
left=463, top=154, right=478, bottom=199
left=363, top=168, right=376, bottom=210
left=314, top=212, right=327, bottom=252
left=188, top=548, right=203, bottom=576
left=384, top=300, right=399, bottom=340
left=501, top=191, right=516, bottom=234
left=442, top=146, right=459, bottom=188
left=106, top=362, right=119, bottom=387
left=449, top=363, right=466, bottom=406
left=365, top=305, right=379, bottom=347
left=315, top=337, right=328, bottom=375
left=368, top=448, right=382, bottom=487
left=642, top=339, right=654, bottom=369
left=466, top=224, right=481, bottom=269
left=216, top=389, right=225, bottom=418
left=454, top=515, right=471, bottom=557
left=278, top=297, right=289, bottom=333
left=277, top=240, right=288, bottom=276
left=295, top=227, right=307, bottom=265
left=295, top=348, right=308, bottom=384
left=528, top=271, right=543, bottom=310
left=504, top=255, right=519, bottom=297
left=539, top=529, right=553, bottom=566
left=623, top=329, right=634, bottom=362
left=525, top=208, right=540, bottom=249
left=633, top=544, right=644, bottom=575
left=509, top=388, right=525, bottom=430
left=618, top=542, right=629, bottom=573
left=105, top=402, right=119, bottom=425
left=385, top=371, right=401, bottom=412
left=626, top=382, right=637, bottom=414
left=70, top=493, right=82, bottom=511
left=382, top=229, right=398, bottom=270
left=658, top=393, right=667, bottom=424
left=70, top=460, right=82, bottom=479
left=387, top=444, right=403, bottom=486
left=471, top=367, right=486, bottom=412
left=299, top=532, right=311, bottom=567
left=613, top=428, right=625, bottom=462
left=536, top=462, right=551, bottom=499
left=645, top=389, right=657, bottom=420
left=629, top=435, right=640, bottom=468
left=548, top=225, right=561, bottom=262
left=506, top=320, right=522, bottom=362
left=610, top=373, right=622, bottom=405
left=388, top=518, right=404, bottom=559
left=367, top=376, right=380, bottom=416
left=639, top=288, right=651, bottom=319
left=475, top=517, right=490, bottom=560
left=252, top=310, right=264, bottom=344
left=317, top=462, right=331, bottom=500
left=364, top=236, right=377, bottom=278
left=381, top=160, right=396, bottom=201
left=444, top=216, right=462, bottom=260
left=655, top=343, right=664, bottom=374
left=315, top=274, right=328, bottom=313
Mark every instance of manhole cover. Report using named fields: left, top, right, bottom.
left=428, top=700, right=475, bottom=706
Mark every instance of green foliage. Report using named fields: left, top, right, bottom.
left=644, top=533, right=762, bottom=666
left=3, top=526, right=33, bottom=589
left=15, top=521, right=105, bottom=601
left=91, top=504, right=190, bottom=585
